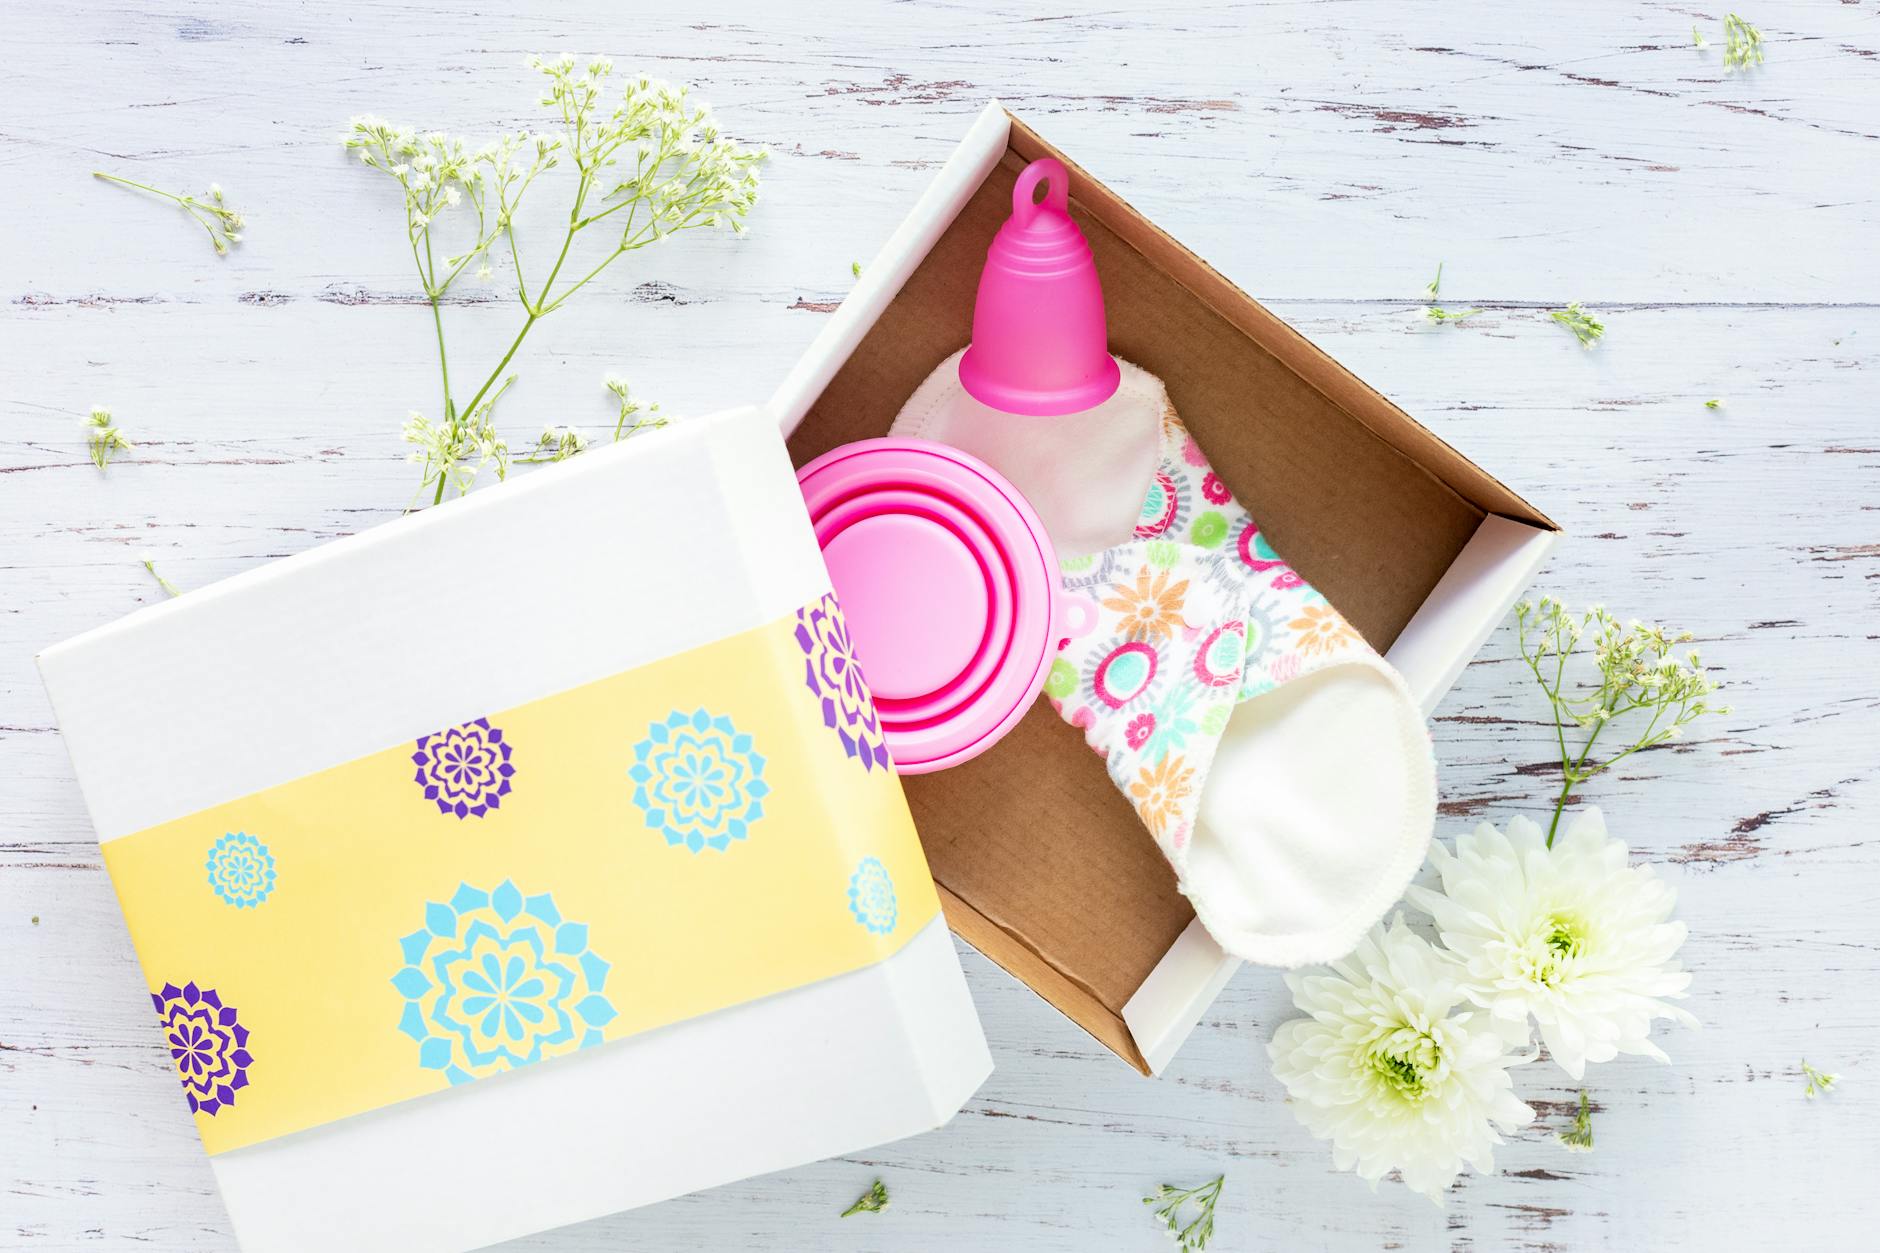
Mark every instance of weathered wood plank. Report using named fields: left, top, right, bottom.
left=3, top=0, right=1876, bottom=1249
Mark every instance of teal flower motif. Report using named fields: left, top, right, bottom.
left=629, top=708, right=768, bottom=853
left=205, top=832, right=275, bottom=908
left=392, top=880, right=616, bottom=1087
left=848, top=857, right=897, bottom=935
left=1142, top=681, right=1205, bottom=764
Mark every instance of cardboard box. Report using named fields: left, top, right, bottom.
left=772, top=104, right=1559, bottom=1074
left=38, top=405, right=991, bottom=1252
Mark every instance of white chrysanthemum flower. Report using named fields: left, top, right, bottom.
left=1406, top=808, right=1696, bottom=1080
left=1269, top=916, right=1533, bottom=1204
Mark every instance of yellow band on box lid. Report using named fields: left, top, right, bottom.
left=104, top=595, right=937, bottom=1155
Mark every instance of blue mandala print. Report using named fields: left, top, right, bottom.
left=205, top=832, right=276, bottom=908
left=393, top=880, right=617, bottom=1087
left=629, top=708, right=768, bottom=853
left=848, top=857, right=898, bottom=935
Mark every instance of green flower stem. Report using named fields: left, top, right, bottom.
left=424, top=236, right=450, bottom=408
left=1547, top=633, right=1572, bottom=776
left=539, top=243, right=630, bottom=315
left=415, top=234, right=455, bottom=505
left=93, top=172, right=211, bottom=227
left=461, top=313, right=537, bottom=418
left=141, top=557, right=182, bottom=598
left=452, top=171, right=593, bottom=427
left=428, top=297, right=452, bottom=497
left=93, top=172, right=187, bottom=205
left=1548, top=718, right=1605, bottom=846
left=505, top=221, right=530, bottom=298
left=93, top=171, right=243, bottom=254
left=539, top=219, right=670, bottom=313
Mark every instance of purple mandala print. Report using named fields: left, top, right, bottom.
left=795, top=593, right=892, bottom=773
left=151, top=980, right=252, bottom=1116
left=413, top=717, right=515, bottom=819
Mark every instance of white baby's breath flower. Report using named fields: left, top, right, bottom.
left=1407, top=809, right=1696, bottom=1080
left=351, top=55, right=760, bottom=503
left=528, top=423, right=589, bottom=463
left=1802, top=1060, right=1839, bottom=1099
left=1268, top=916, right=1534, bottom=1204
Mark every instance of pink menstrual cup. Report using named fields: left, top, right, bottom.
left=797, top=438, right=1080, bottom=774
left=957, top=157, right=1121, bottom=416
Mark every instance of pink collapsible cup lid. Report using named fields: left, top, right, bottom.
left=796, top=438, right=1062, bottom=774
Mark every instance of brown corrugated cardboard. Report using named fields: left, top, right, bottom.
left=786, top=112, right=1557, bottom=1072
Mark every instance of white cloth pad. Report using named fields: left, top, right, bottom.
left=891, top=354, right=1436, bottom=967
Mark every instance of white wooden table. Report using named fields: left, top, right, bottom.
left=4, top=2, right=1876, bottom=1248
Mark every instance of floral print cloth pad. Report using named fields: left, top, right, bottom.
left=1046, top=392, right=1436, bottom=966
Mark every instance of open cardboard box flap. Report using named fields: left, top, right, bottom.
left=773, top=104, right=1558, bottom=1072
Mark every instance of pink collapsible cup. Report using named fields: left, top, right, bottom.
left=796, top=438, right=1079, bottom=774
left=957, top=157, right=1121, bottom=417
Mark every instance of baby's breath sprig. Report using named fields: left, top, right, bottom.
left=346, top=54, right=765, bottom=505
left=840, top=1178, right=889, bottom=1217
left=1550, top=302, right=1605, bottom=347
left=510, top=374, right=663, bottom=466
left=1422, top=262, right=1480, bottom=325
left=604, top=374, right=664, bottom=442
left=1559, top=1090, right=1595, bottom=1153
left=520, top=425, right=590, bottom=465
left=93, top=173, right=245, bottom=255
left=1515, top=597, right=1730, bottom=845
left=85, top=407, right=132, bottom=472
left=400, top=374, right=515, bottom=508
left=1723, top=15, right=1765, bottom=71
left=140, top=553, right=181, bottom=598
left=1143, top=1174, right=1223, bottom=1252
left=1801, top=1060, right=1840, bottom=1100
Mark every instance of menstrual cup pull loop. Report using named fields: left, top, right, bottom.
left=1011, top=158, right=1069, bottom=228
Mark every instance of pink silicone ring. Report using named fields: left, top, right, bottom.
left=796, top=438, right=1062, bottom=774
left=814, top=487, right=1017, bottom=723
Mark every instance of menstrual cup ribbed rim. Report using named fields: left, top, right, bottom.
left=795, top=438, right=1060, bottom=774
left=958, top=350, right=1122, bottom=418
